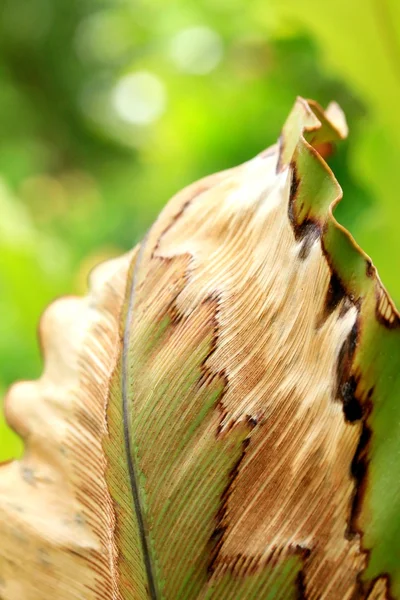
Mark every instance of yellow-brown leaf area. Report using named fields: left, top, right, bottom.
left=121, top=249, right=253, bottom=598
left=0, top=251, right=134, bottom=600
left=143, top=150, right=368, bottom=598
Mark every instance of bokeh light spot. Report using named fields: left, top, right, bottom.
left=75, top=10, right=133, bottom=64
left=169, top=26, right=223, bottom=75
left=112, top=71, right=166, bottom=126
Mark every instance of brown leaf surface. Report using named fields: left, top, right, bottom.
left=0, top=251, right=133, bottom=599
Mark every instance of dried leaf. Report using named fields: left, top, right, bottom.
left=1, top=97, right=399, bottom=599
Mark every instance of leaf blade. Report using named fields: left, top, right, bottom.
left=2, top=98, right=400, bottom=599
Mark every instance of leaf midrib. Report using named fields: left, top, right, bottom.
left=122, top=235, right=159, bottom=600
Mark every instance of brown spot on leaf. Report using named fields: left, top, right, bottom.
left=295, top=569, right=308, bottom=599
left=340, top=376, right=364, bottom=422
left=339, top=295, right=354, bottom=318
left=313, top=141, right=334, bottom=160
left=289, top=162, right=300, bottom=204
left=366, top=260, right=374, bottom=278
left=347, top=421, right=372, bottom=541
left=325, top=273, right=346, bottom=318
left=297, top=223, right=321, bottom=259
left=288, top=164, right=323, bottom=260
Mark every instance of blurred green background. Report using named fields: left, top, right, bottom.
left=1, top=0, right=400, bottom=460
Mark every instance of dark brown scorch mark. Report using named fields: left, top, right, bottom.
left=295, top=569, right=308, bottom=600
left=347, top=424, right=372, bottom=541
left=315, top=272, right=348, bottom=329
left=324, top=273, right=346, bottom=320
left=336, top=320, right=364, bottom=424
left=366, top=259, right=374, bottom=279
left=288, top=163, right=322, bottom=260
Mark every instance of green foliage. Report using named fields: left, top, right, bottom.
left=0, top=0, right=398, bottom=460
